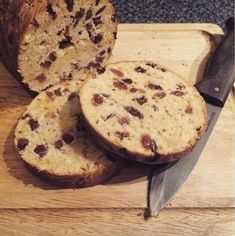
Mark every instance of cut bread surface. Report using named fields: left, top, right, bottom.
left=15, top=80, right=122, bottom=187
left=0, top=0, right=117, bottom=92
left=80, top=61, right=208, bottom=163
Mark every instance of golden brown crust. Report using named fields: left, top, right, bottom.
left=0, top=0, right=39, bottom=70
left=23, top=156, right=124, bottom=188
left=0, top=0, right=51, bottom=89
left=84, top=116, right=204, bottom=164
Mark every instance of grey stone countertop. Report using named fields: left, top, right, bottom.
left=110, top=0, right=234, bottom=29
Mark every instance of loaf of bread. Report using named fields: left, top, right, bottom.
left=0, top=0, right=117, bottom=93
left=80, top=61, right=208, bottom=164
left=15, top=80, right=123, bottom=187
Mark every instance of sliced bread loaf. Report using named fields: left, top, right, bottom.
left=15, top=81, right=122, bottom=187
left=80, top=61, right=208, bottom=163
left=0, top=0, right=117, bottom=93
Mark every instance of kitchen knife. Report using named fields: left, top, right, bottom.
left=149, top=18, right=235, bottom=216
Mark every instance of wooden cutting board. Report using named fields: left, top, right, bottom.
left=0, top=24, right=234, bottom=210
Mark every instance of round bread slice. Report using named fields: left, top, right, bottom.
left=80, top=61, right=208, bottom=164
left=0, top=0, right=117, bottom=93
left=15, top=81, right=123, bottom=188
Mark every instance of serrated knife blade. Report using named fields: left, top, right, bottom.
left=149, top=18, right=235, bottom=216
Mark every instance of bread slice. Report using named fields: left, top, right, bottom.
left=0, top=0, right=117, bottom=93
left=80, top=61, right=208, bottom=164
left=15, top=81, right=123, bottom=188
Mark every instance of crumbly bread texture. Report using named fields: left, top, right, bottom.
left=0, top=0, right=117, bottom=93
left=15, top=81, right=122, bottom=188
left=80, top=61, right=208, bottom=164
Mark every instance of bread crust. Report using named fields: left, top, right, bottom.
left=24, top=158, right=123, bottom=188
left=84, top=114, right=206, bottom=164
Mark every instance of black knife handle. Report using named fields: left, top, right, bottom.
left=195, top=18, right=235, bottom=107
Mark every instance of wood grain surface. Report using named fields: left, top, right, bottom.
left=0, top=24, right=234, bottom=236
left=1, top=208, right=235, bottom=236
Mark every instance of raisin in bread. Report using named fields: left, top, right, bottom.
left=15, top=81, right=123, bottom=188
left=0, top=0, right=117, bottom=93
left=80, top=61, right=208, bottom=164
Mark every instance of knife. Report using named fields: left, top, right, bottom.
left=149, top=18, right=235, bottom=216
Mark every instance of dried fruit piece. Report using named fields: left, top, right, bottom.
left=135, top=96, right=147, bottom=105
left=28, top=119, right=39, bottom=131
left=146, top=62, right=157, bottom=68
left=40, top=60, right=52, bottom=69
left=135, top=66, right=146, bottom=73
left=17, top=138, right=29, bottom=151
left=54, top=88, right=62, bottom=96
left=86, top=22, right=93, bottom=31
left=85, top=9, right=93, bottom=20
left=110, top=68, right=124, bottom=77
left=107, top=47, right=112, bottom=54
left=46, top=91, right=54, bottom=98
left=116, top=131, right=130, bottom=140
left=141, top=135, right=158, bottom=155
left=96, top=6, right=106, bottom=15
left=87, top=61, right=100, bottom=69
left=176, top=83, right=186, bottom=90
left=68, top=92, right=77, bottom=101
left=63, top=88, right=70, bottom=93
left=34, top=144, right=47, bottom=157
left=113, top=81, right=127, bottom=90
left=118, top=117, right=130, bottom=125
left=122, top=78, right=133, bottom=84
left=48, top=51, right=57, bottom=62
left=59, top=36, right=74, bottom=49
left=96, top=0, right=101, bottom=5
left=148, top=83, right=163, bottom=90
left=141, top=134, right=152, bottom=150
left=54, top=140, right=64, bottom=149
left=97, top=67, right=106, bottom=74
left=95, top=55, right=105, bottom=63
left=171, top=91, right=185, bottom=97
left=113, top=32, right=117, bottom=39
left=92, top=94, right=104, bottom=105
left=185, top=105, right=193, bottom=114
left=47, top=4, right=57, bottom=20
left=62, top=133, right=74, bottom=144
left=130, top=88, right=138, bottom=93
left=93, top=34, right=103, bottom=44
left=125, top=106, right=144, bottom=119
left=99, top=50, right=106, bottom=56
left=73, top=8, right=85, bottom=28
left=65, top=0, right=74, bottom=12
left=153, top=92, right=166, bottom=99
left=35, top=74, right=46, bottom=82
left=93, top=16, right=102, bottom=26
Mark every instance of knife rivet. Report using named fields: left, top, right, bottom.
left=214, top=87, right=220, bottom=92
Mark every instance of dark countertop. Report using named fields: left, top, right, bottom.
left=110, top=0, right=234, bottom=29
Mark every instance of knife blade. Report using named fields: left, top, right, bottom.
left=149, top=18, right=235, bottom=216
